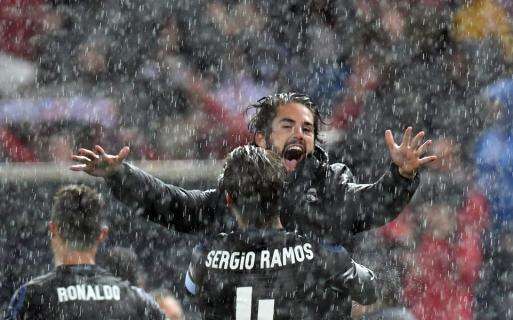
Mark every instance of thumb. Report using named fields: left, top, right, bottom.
left=117, top=146, right=130, bottom=161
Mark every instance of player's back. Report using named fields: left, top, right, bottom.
left=187, top=229, right=360, bottom=320
left=5, top=264, right=165, bottom=320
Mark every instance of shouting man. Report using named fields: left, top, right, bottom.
left=70, top=92, right=435, bottom=244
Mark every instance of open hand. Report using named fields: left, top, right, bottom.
left=385, top=127, right=437, bottom=179
left=70, top=145, right=130, bottom=177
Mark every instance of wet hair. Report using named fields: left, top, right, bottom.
left=51, top=185, right=104, bottom=251
left=247, top=92, right=324, bottom=144
left=219, top=145, right=286, bottom=224
left=98, top=247, right=139, bottom=285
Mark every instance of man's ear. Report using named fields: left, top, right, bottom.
left=255, top=132, right=267, bottom=149
left=225, top=193, right=233, bottom=208
left=48, top=221, right=58, bottom=238
left=98, top=226, right=109, bottom=243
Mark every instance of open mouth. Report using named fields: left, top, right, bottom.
left=282, top=144, right=305, bottom=172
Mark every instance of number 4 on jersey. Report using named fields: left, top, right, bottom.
left=236, top=287, right=274, bottom=320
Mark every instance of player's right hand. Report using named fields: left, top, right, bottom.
left=70, top=145, right=130, bottom=177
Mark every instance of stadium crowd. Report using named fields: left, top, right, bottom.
left=2, top=0, right=513, bottom=319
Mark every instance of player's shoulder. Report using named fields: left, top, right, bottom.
left=328, top=162, right=354, bottom=181
left=8, top=271, right=58, bottom=310
left=24, top=270, right=59, bottom=289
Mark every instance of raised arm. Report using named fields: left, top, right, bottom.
left=342, top=127, right=437, bottom=232
left=70, top=146, right=220, bottom=233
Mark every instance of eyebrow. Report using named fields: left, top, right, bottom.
left=279, top=118, right=296, bottom=125
left=279, top=118, right=314, bottom=127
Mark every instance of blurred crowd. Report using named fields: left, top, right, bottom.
left=2, top=0, right=513, bottom=319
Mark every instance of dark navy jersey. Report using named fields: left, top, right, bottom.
left=4, top=264, right=166, bottom=320
left=185, top=229, right=376, bottom=320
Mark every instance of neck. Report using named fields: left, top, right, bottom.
left=237, top=215, right=283, bottom=231
left=54, top=249, right=96, bottom=267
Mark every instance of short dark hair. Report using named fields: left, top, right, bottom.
left=51, top=185, right=104, bottom=250
left=247, top=92, right=324, bottom=144
left=219, top=145, right=286, bottom=223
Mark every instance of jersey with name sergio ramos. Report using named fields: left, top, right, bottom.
left=4, top=264, right=166, bottom=320
left=186, top=229, right=376, bottom=320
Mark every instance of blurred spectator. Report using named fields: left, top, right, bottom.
left=453, top=0, right=513, bottom=61
left=475, top=223, right=513, bottom=319
left=0, top=53, right=36, bottom=97
left=475, top=77, right=513, bottom=229
left=2, top=0, right=510, bottom=163
left=0, top=0, right=54, bottom=59
left=402, top=173, right=482, bottom=320
left=47, top=133, right=72, bottom=162
left=0, top=124, right=38, bottom=162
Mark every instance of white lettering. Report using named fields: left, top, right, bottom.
left=57, top=285, right=120, bottom=302
left=282, top=247, right=296, bottom=265
left=112, top=286, right=121, bottom=300
left=240, top=252, right=246, bottom=270
left=57, top=288, right=68, bottom=302
left=245, top=252, right=255, bottom=269
left=294, top=245, right=305, bottom=262
left=67, top=286, right=77, bottom=300
left=219, top=251, right=230, bottom=269
left=103, top=285, right=113, bottom=300
left=270, top=249, right=283, bottom=268
left=86, top=285, right=96, bottom=300
left=95, top=286, right=104, bottom=300
left=261, top=250, right=270, bottom=269
left=76, top=285, right=86, bottom=300
left=229, top=252, right=240, bottom=270
left=212, top=251, right=221, bottom=268
left=205, top=251, right=215, bottom=267
left=303, top=243, right=314, bottom=260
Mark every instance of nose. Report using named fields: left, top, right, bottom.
left=292, top=125, right=304, bottom=140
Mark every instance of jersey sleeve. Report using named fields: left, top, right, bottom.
left=331, top=162, right=419, bottom=232
left=321, top=243, right=378, bottom=305
left=4, top=284, right=29, bottom=320
left=185, top=243, right=208, bottom=296
left=330, top=260, right=378, bottom=305
left=105, top=162, right=220, bottom=233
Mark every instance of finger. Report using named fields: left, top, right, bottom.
left=418, top=156, right=438, bottom=166
left=78, top=148, right=99, bottom=160
left=384, top=130, right=396, bottom=151
left=401, top=126, right=412, bottom=148
left=71, top=155, right=92, bottom=163
left=410, top=131, right=425, bottom=149
left=70, top=164, right=89, bottom=171
left=95, top=145, right=107, bottom=157
left=416, top=140, right=432, bottom=156
left=117, top=146, right=130, bottom=161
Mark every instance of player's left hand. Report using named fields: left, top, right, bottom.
left=384, top=127, right=438, bottom=179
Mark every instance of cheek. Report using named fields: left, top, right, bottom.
left=305, top=136, right=315, bottom=153
left=270, top=133, right=287, bottom=153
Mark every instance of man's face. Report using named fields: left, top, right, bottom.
left=256, top=102, right=315, bottom=172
